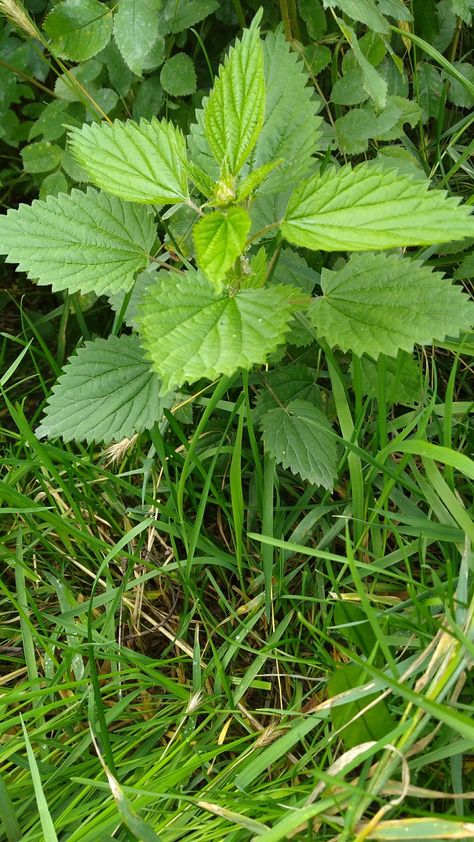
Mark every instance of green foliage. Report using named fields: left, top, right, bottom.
left=282, top=164, right=474, bottom=251
left=0, top=9, right=473, bottom=495
left=310, top=253, right=474, bottom=358
left=260, top=398, right=338, bottom=489
left=36, top=334, right=169, bottom=443
left=0, top=188, right=155, bottom=294
left=43, top=0, right=113, bottom=61
left=113, top=0, right=162, bottom=76
left=68, top=118, right=189, bottom=204
left=139, top=270, right=298, bottom=393
left=203, top=11, right=265, bottom=175
left=193, top=207, right=250, bottom=289
left=160, top=53, right=196, bottom=97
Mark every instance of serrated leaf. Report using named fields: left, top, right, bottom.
left=282, top=163, right=474, bottom=252
left=271, top=248, right=319, bottom=293
left=161, top=0, right=219, bottom=33
left=254, top=365, right=321, bottom=422
left=0, top=187, right=155, bottom=295
left=203, top=12, right=265, bottom=175
left=21, top=141, right=62, bottom=173
left=310, top=253, right=474, bottom=358
left=43, top=0, right=112, bottom=62
left=113, top=0, right=161, bottom=76
left=36, top=334, right=170, bottom=444
left=357, top=350, right=423, bottom=406
left=253, top=29, right=323, bottom=193
left=160, top=53, right=196, bottom=96
left=139, top=269, right=297, bottom=392
left=108, top=269, right=157, bottom=328
left=193, top=207, right=250, bottom=290
left=132, top=77, right=164, bottom=121
left=184, top=160, right=215, bottom=197
left=260, top=398, right=337, bottom=489
left=448, top=0, right=472, bottom=23
left=68, top=118, right=188, bottom=204
left=236, top=160, right=282, bottom=201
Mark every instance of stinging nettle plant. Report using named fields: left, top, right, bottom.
left=1, top=10, right=473, bottom=491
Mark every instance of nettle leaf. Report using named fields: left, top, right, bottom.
left=417, top=62, right=444, bottom=122
left=43, top=0, right=113, bottom=62
left=271, top=248, right=319, bottom=293
left=310, top=253, right=474, bottom=359
left=160, top=53, right=197, bottom=96
left=193, top=207, right=251, bottom=290
left=254, top=364, right=321, bottom=422
left=203, top=12, right=265, bottom=175
left=108, top=269, right=157, bottom=328
left=260, top=398, right=337, bottom=489
left=357, top=351, right=423, bottom=407
left=282, top=164, right=474, bottom=252
left=113, top=0, right=162, bottom=77
left=0, top=188, right=154, bottom=295
left=68, top=118, right=189, bottom=204
left=37, top=334, right=170, bottom=444
left=139, top=269, right=298, bottom=392
left=253, top=29, right=323, bottom=193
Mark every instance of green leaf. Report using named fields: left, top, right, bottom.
left=377, top=0, right=412, bottom=19
left=132, top=77, right=164, bottom=121
left=39, top=171, right=69, bottom=200
left=21, top=141, right=62, bottom=173
left=108, top=269, right=157, bottom=328
left=271, top=248, right=319, bottom=293
left=68, top=118, right=189, bottom=204
left=357, top=350, right=423, bottom=406
left=324, top=0, right=390, bottom=32
left=36, top=334, right=170, bottom=444
left=260, top=398, right=337, bottom=489
left=282, top=164, right=474, bottom=252
left=203, top=12, right=265, bottom=175
left=337, top=20, right=387, bottom=108
left=43, top=0, right=112, bottom=62
left=310, top=253, right=474, bottom=358
left=448, top=0, right=472, bottom=24
left=254, top=364, right=321, bottom=422
left=160, top=53, right=196, bottom=96
left=0, top=187, right=155, bottom=295
left=328, top=664, right=395, bottom=749
left=298, top=0, right=327, bottom=38
left=113, top=0, right=162, bottom=76
left=331, top=68, right=369, bottom=105
left=139, top=269, right=297, bottom=392
left=253, top=29, right=323, bottom=193
left=28, top=101, right=71, bottom=142
left=160, top=0, right=219, bottom=33
left=236, top=160, right=283, bottom=202
left=445, top=61, right=474, bottom=109
left=417, top=62, right=444, bottom=122
left=193, top=207, right=251, bottom=290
